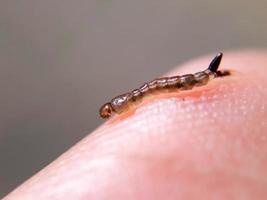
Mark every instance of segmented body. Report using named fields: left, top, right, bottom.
left=99, top=53, right=223, bottom=118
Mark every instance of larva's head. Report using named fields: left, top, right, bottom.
left=99, top=103, right=113, bottom=118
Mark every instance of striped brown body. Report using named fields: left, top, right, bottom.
left=99, top=53, right=223, bottom=118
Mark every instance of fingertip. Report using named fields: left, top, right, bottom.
left=5, top=49, right=267, bottom=200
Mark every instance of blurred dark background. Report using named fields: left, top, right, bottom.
left=0, top=0, right=267, bottom=197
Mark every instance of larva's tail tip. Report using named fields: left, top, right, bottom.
left=216, top=52, right=223, bottom=57
left=217, top=52, right=223, bottom=61
left=208, top=52, right=223, bottom=72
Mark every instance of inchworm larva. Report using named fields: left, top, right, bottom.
left=100, top=53, right=224, bottom=119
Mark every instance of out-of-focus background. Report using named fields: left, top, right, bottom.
left=0, top=0, right=267, bottom=197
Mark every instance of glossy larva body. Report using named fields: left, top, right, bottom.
left=99, top=53, right=223, bottom=118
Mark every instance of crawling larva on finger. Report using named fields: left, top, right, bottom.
left=99, top=53, right=227, bottom=119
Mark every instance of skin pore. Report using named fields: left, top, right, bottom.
left=4, top=50, right=267, bottom=200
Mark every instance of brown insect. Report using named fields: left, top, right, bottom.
left=100, top=53, right=223, bottom=119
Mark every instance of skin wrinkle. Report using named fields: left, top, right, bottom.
left=4, top=50, right=267, bottom=200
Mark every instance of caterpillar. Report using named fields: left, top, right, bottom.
left=100, top=53, right=224, bottom=119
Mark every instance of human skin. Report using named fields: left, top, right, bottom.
left=4, top=50, right=267, bottom=200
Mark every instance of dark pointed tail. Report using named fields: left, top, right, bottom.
left=208, top=53, right=223, bottom=72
